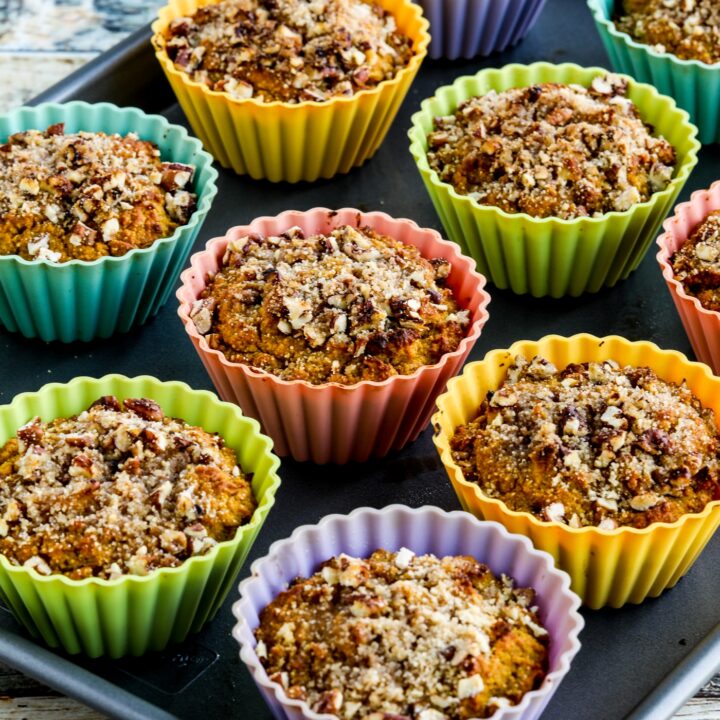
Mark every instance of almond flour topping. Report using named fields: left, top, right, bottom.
left=255, top=549, right=548, bottom=719
left=193, top=224, right=469, bottom=384
left=426, top=74, right=676, bottom=220
left=160, top=0, right=413, bottom=103
left=0, top=396, right=256, bottom=579
left=450, top=356, right=720, bottom=529
left=616, top=0, right=720, bottom=65
left=0, top=124, right=197, bottom=263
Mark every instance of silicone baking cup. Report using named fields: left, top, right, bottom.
left=232, top=505, right=584, bottom=720
left=408, top=62, right=700, bottom=298
left=152, top=0, right=429, bottom=182
left=588, top=0, right=720, bottom=144
left=657, top=181, right=720, bottom=374
left=0, top=375, right=280, bottom=658
left=432, top=334, right=720, bottom=609
left=0, top=102, right=218, bottom=343
left=177, top=207, right=490, bottom=464
left=416, top=0, right=547, bottom=60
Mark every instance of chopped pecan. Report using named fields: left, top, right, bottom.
left=123, top=398, right=164, bottom=422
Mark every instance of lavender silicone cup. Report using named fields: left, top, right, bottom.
left=232, top=505, right=584, bottom=720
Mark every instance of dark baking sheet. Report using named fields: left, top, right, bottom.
left=3, top=0, right=719, bottom=718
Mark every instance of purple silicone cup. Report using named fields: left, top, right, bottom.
left=416, top=0, right=548, bottom=60
left=232, top=505, right=584, bottom=720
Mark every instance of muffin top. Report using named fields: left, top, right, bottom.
left=160, top=0, right=414, bottom=103
left=615, top=0, right=720, bottom=65
left=0, top=123, right=196, bottom=263
left=670, top=209, right=720, bottom=311
left=426, top=74, right=676, bottom=220
left=450, top=355, right=720, bottom=529
left=255, top=549, right=548, bottom=719
left=0, top=396, right=256, bottom=579
left=191, top=224, right=470, bottom=384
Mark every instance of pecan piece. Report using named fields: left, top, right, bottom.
left=159, top=162, right=194, bottom=191
left=91, top=395, right=121, bottom=412
left=45, top=123, right=65, bottom=136
left=123, top=398, right=164, bottom=422
left=17, top=418, right=43, bottom=448
left=69, top=221, right=98, bottom=247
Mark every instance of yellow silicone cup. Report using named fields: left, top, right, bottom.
left=152, top=0, right=429, bottom=182
left=432, top=334, right=720, bottom=609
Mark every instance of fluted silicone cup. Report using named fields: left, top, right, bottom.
left=408, top=62, right=700, bottom=298
left=432, top=334, right=720, bottom=608
left=416, top=0, right=547, bottom=60
left=0, top=375, right=281, bottom=657
left=152, top=0, right=429, bottom=182
left=232, top=505, right=584, bottom=720
left=0, top=102, right=218, bottom=342
left=177, top=207, right=491, bottom=464
left=588, top=0, right=720, bottom=144
left=657, top=181, right=720, bottom=373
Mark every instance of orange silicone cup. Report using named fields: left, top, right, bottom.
left=177, top=208, right=490, bottom=464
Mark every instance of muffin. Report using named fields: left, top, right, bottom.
left=0, top=101, right=218, bottom=342
left=0, top=374, right=280, bottom=657
left=233, top=505, right=584, bottom=720
left=177, top=208, right=490, bottom=463
left=152, top=0, right=429, bottom=181
left=409, top=62, right=699, bottom=297
left=433, top=334, right=720, bottom=608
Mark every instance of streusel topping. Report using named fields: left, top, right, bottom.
left=0, top=123, right=196, bottom=263
left=616, top=0, right=720, bottom=65
left=426, top=74, right=676, bottom=220
left=192, top=224, right=470, bottom=384
left=0, top=396, right=256, bottom=579
left=160, top=0, right=414, bottom=103
left=255, top=549, right=548, bottom=719
left=450, top=356, right=720, bottom=529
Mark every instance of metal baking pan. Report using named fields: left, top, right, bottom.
left=2, top=0, right=718, bottom=718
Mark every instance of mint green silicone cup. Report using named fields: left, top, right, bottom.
left=408, top=62, right=700, bottom=297
left=0, top=375, right=280, bottom=658
left=0, top=103, right=218, bottom=342
left=588, top=0, right=720, bottom=145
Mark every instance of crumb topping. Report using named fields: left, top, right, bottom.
left=0, top=123, right=197, bottom=263
left=0, top=396, right=256, bottom=579
left=450, top=356, right=720, bottom=529
left=616, top=0, right=720, bottom=65
left=193, top=223, right=469, bottom=384
left=255, top=549, right=548, bottom=719
left=426, top=74, right=676, bottom=220
left=160, top=0, right=414, bottom=103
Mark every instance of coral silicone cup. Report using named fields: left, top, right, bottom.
left=432, top=334, right=720, bottom=609
left=232, top=505, right=584, bottom=720
left=152, top=0, right=429, bottom=182
left=408, top=62, right=700, bottom=298
left=177, top=208, right=490, bottom=464
left=588, top=0, right=720, bottom=145
left=657, top=181, right=720, bottom=374
left=0, top=102, right=218, bottom=342
left=0, top=375, right=281, bottom=658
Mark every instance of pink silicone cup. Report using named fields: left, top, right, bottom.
left=231, top=505, right=584, bottom=720
left=657, top=180, right=720, bottom=373
left=177, top=208, right=491, bottom=464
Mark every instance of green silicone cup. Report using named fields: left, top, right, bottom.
left=0, top=375, right=281, bottom=658
left=0, top=102, right=219, bottom=342
left=588, top=0, right=720, bottom=145
left=408, top=62, right=700, bottom=298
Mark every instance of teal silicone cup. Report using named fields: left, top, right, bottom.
left=588, top=0, right=720, bottom=145
left=408, top=62, right=699, bottom=298
left=0, top=102, right=218, bottom=342
left=0, top=375, right=281, bottom=658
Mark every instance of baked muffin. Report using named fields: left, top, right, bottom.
left=615, top=0, right=720, bottom=65
left=426, top=73, right=676, bottom=220
left=0, top=123, right=197, bottom=263
left=450, top=355, right=720, bottom=529
left=0, top=395, right=256, bottom=579
left=254, top=548, right=549, bottom=719
left=189, top=224, right=470, bottom=384
left=160, top=0, right=414, bottom=103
